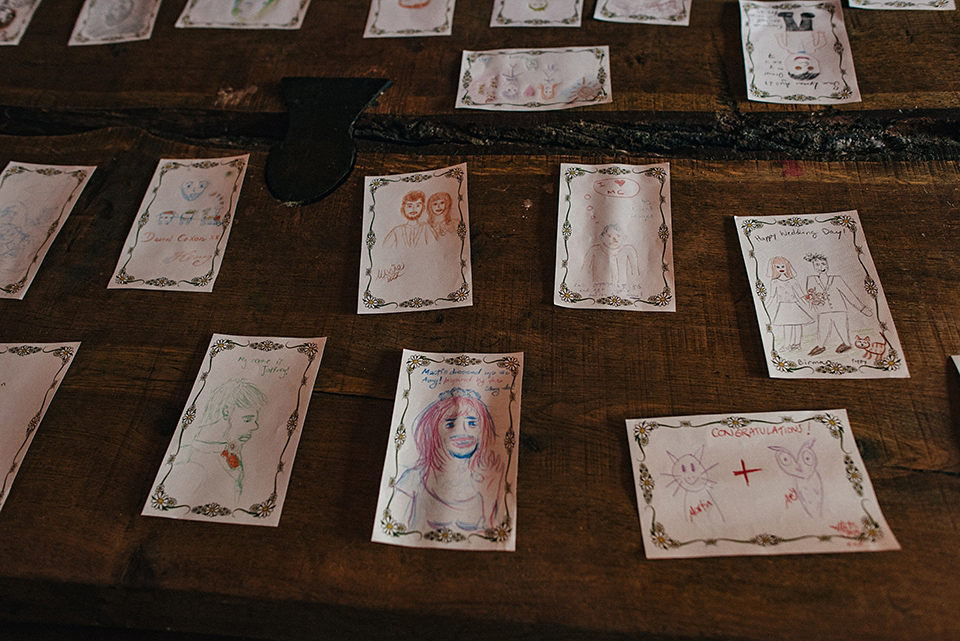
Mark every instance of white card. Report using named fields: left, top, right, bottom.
left=0, top=342, right=80, bottom=513
left=740, top=0, right=860, bottom=104
left=372, top=350, right=523, bottom=551
left=109, top=155, right=248, bottom=292
left=0, top=0, right=42, bottom=46
left=735, top=210, right=907, bottom=379
left=359, top=163, right=472, bottom=314
left=555, top=163, right=675, bottom=311
left=143, top=335, right=326, bottom=526
left=594, top=0, right=690, bottom=25
left=849, top=0, right=953, bottom=9
left=457, top=46, right=612, bottom=111
left=364, top=0, right=455, bottom=37
left=0, top=162, right=95, bottom=300
left=491, top=0, right=583, bottom=27
left=176, top=0, right=313, bottom=29
left=627, top=409, right=900, bottom=558
left=68, top=0, right=162, bottom=45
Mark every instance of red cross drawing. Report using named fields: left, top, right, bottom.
left=733, top=459, right=762, bottom=486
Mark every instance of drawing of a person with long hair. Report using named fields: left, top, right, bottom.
left=767, top=256, right=813, bottom=352
left=426, top=191, right=455, bottom=238
left=384, top=190, right=432, bottom=249
left=393, top=388, right=504, bottom=532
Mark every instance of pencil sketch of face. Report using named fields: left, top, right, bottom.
left=0, top=6, right=15, bottom=30
left=402, top=193, right=424, bottom=220
left=600, top=224, right=623, bottom=250
left=232, top=0, right=278, bottom=20
left=103, top=0, right=134, bottom=25
left=180, top=179, right=209, bottom=202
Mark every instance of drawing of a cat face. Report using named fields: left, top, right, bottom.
left=854, top=335, right=870, bottom=349
left=665, top=448, right=712, bottom=492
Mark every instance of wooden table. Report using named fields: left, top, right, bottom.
left=0, top=1, right=958, bottom=639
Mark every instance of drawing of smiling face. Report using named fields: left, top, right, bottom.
left=180, top=179, right=209, bottom=202
left=786, top=53, right=820, bottom=81
left=441, top=407, right=479, bottom=460
left=528, top=0, right=548, bottom=10
left=667, top=453, right=710, bottom=492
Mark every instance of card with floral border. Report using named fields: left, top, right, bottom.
left=740, top=0, right=860, bottom=104
left=363, top=0, right=454, bottom=37
left=490, top=0, right=583, bottom=27
left=143, top=334, right=326, bottom=527
left=68, top=0, right=162, bottom=45
left=359, top=163, right=472, bottom=314
left=0, top=162, right=96, bottom=300
left=627, top=409, right=900, bottom=558
left=736, top=210, right=907, bottom=379
left=849, top=0, right=953, bottom=9
left=373, top=350, right=523, bottom=551
left=594, top=0, right=690, bottom=25
left=109, top=155, right=247, bottom=292
left=555, top=163, right=674, bottom=311
left=456, top=46, right=611, bottom=111
left=0, top=342, right=80, bottom=514
left=0, top=0, right=41, bottom=45
left=176, top=0, right=312, bottom=29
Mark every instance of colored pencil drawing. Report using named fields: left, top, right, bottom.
left=176, top=0, right=312, bottom=29
left=491, top=0, right=582, bottom=27
left=595, top=0, right=688, bottom=24
left=364, top=0, right=454, bottom=37
left=374, top=351, right=522, bottom=550
left=359, top=163, right=471, bottom=313
left=626, top=410, right=900, bottom=558
left=740, top=0, right=860, bottom=104
left=69, top=0, right=161, bottom=44
left=556, top=163, right=674, bottom=311
left=0, top=343, right=79, bottom=514
left=736, top=211, right=907, bottom=378
left=457, top=47, right=611, bottom=111
left=0, top=162, right=95, bottom=299
left=145, top=335, right=325, bottom=526
left=110, top=155, right=247, bottom=291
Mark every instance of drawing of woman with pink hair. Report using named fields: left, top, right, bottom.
left=767, top=256, right=813, bottom=352
left=393, top=388, right=504, bottom=532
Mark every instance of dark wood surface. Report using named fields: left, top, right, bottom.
left=1, top=0, right=960, bottom=639
left=0, top=128, right=957, bottom=640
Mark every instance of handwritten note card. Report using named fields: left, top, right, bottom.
left=109, top=155, right=247, bottom=292
left=359, top=163, right=472, bottom=314
left=143, top=334, right=326, bottom=526
left=627, top=409, right=899, bottom=558
left=364, top=0, right=454, bottom=36
left=457, top=46, right=612, bottom=111
left=373, top=350, right=523, bottom=550
left=0, top=342, right=80, bottom=514
left=0, top=0, right=41, bottom=45
left=594, top=0, right=690, bottom=25
left=555, top=163, right=675, bottom=311
left=176, top=0, right=313, bottom=29
left=0, top=162, right=95, bottom=300
left=736, top=210, right=907, bottom=379
left=490, top=0, right=583, bottom=27
left=68, top=0, right=162, bottom=45
left=740, top=0, right=860, bottom=104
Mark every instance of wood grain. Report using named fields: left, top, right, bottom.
left=0, top=129, right=956, bottom=639
left=0, top=1, right=959, bottom=114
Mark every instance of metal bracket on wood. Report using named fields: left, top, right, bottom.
left=266, top=77, right=391, bottom=206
